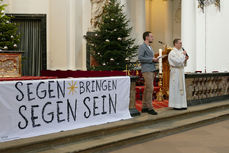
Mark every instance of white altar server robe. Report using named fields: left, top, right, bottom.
left=168, top=48, right=187, bottom=108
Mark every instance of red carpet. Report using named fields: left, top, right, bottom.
left=0, top=76, right=57, bottom=81
left=136, top=85, right=168, bottom=111
left=136, top=100, right=169, bottom=111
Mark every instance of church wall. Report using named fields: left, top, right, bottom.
left=9, top=0, right=228, bottom=73
left=195, top=1, right=206, bottom=73
left=195, top=0, right=229, bottom=72
left=145, top=0, right=167, bottom=53
left=122, top=0, right=146, bottom=61
left=4, top=0, right=155, bottom=71
left=4, top=0, right=49, bottom=14
left=4, top=0, right=53, bottom=69
left=49, top=0, right=68, bottom=70
left=172, top=0, right=181, bottom=42
left=145, top=0, right=181, bottom=53
left=204, top=1, right=229, bottom=72
left=4, top=0, right=90, bottom=71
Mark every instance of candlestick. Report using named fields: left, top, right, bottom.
left=156, top=49, right=164, bottom=102
left=159, top=49, right=163, bottom=74
left=156, top=73, right=164, bottom=102
left=126, top=64, right=128, bottom=75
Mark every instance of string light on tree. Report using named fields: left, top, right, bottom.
left=84, top=0, right=138, bottom=71
left=0, top=0, right=21, bottom=50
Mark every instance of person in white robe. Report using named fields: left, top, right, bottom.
left=168, top=39, right=189, bottom=110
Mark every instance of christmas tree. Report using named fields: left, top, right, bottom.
left=0, top=0, right=20, bottom=50
left=85, top=0, right=138, bottom=71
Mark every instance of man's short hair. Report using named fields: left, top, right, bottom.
left=143, top=31, right=152, bottom=41
left=173, top=38, right=181, bottom=46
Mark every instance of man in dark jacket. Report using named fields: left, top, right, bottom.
left=138, top=31, right=159, bottom=115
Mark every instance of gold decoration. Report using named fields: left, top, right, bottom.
left=90, top=0, right=110, bottom=30
left=136, top=70, right=139, bottom=76
left=156, top=73, right=164, bottom=102
left=67, top=81, right=78, bottom=95
left=0, top=53, right=22, bottom=77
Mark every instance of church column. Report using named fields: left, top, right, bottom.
left=82, top=0, right=91, bottom=70
left=126, top=0, right=146, bottom=45
left=181, top=0, right=196, bottom=72
left=195, top=1, right=206, bottom=72
left=164, top=0, right=173, bottom=46
left=66, top=0, right=88, bottom=70
left=134, top=0, right=146, bottom=45
left=66, top=0, right=78, bottom=70
left=121, top=0, right=146, bottom=60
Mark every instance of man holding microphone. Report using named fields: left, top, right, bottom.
left=168, top=39, right=189, bottom=110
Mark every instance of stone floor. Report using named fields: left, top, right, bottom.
left=109, top=119, right=229, bottom=153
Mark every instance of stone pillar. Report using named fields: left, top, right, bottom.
left=164, top=0, right=173, bottom=47
left=67, top=0, right=89, bottom=70
left=134, top=0, right=146, bottom=45
left=66, top=0, right=77, bottom=70
left=125, top=0, right=146, bottom=61
left=82, top=0, right=92, bottom=70
left=195, top=1, right=206, bottom=72
left=181, top=0, right=196, bottom=72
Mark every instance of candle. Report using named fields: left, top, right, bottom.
left=159, top=49, right=163, bottom=74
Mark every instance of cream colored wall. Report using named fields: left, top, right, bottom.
left=198, top=1, right=229, bottom=72
left=4, top=0, right=148, bottom=70
left=82, top=0, right=92, bottom=70
left=145, top=0, right=166, bottom=53
left=4, top=0, right=52, bottom=69
left=6, top=0, right=49, bottom=13
left=6, top=0, right=210, bottom=72
left=121, top=0, right=146, bottom=61
left=4, top=0, right=91, bottom=70
left=124, top=0, right=146, bottom=45
left=145, top=0, right=181, bottom=53
left=172, top=0, right=181, bottom=40
left=48, top=0, right=68, bottom=70
left=183, top=0, right=229, bottom=72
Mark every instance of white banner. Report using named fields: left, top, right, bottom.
left=0, top=76, right=131, bottom=142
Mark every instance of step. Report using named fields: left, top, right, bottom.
left=0, top=100, right=229, bottom=153
left=38, top=109, right=229, bottom=153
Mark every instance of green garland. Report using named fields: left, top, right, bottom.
left=198, top=0, right=221, bottom=13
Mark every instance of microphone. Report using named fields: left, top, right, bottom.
left=182, top=47, right=189, bottom=57
left=158, top=41, right=165, bottom=45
